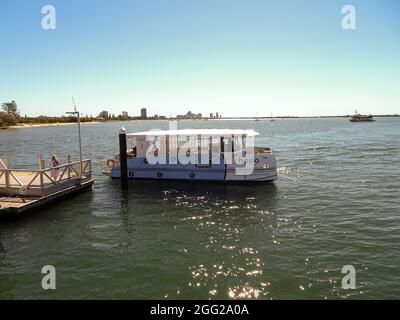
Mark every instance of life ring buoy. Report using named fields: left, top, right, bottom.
left=107, top=159, right=115, bottom=168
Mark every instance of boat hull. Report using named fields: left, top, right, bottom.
left=106, top=169, right=277, bottom=182
left=103, top=153, right=278, bottom=182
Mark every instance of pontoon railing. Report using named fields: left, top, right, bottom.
left=0, top=159, right=92, bottom=196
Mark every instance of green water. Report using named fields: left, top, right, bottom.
left=0, top=118, right=399, bottom=299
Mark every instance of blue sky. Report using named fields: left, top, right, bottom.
left=0, top=0, right=399, bottom=117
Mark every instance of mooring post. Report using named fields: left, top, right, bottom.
left=67, top=154, right=71, bottom=179
left=38, top=153, right=43, bottom=169
left=119, top=127, right=128, bottom=190
left=38, top=153, right=45, bottom=169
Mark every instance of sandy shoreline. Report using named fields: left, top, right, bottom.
left=8, top=122, right=100, bottom=129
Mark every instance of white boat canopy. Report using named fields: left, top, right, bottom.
left=127, top=129, right=260, bottom=137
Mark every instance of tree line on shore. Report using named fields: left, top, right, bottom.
left=2, top=101, right=398, bottom=128
left=0, top=101, right=124, bottom=128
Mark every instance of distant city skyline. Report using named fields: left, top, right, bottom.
left=1, top=0, right=399, bottom=117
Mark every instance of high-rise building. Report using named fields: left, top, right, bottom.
left=141, top=108, right=147, bottom=119
left=210, top=113, right=213, bottom=119
left=121, top=111, right=128, bottom=119
left=98, top=110, right=109, bottom=120
left=176, top=111, right=202, bottom=120
left=216, top=112, right=219, bottom=119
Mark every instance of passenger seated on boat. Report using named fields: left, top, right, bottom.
left=127, top=146, right=137, bottom=158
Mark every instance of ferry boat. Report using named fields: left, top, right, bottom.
left=103, top=129, right=277, bottom=182
left=349, top=111, right=375, bottom=122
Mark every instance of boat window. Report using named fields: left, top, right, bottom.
left=211, top=137, right=221, bottom=153
left=134, top=136, right=149, bottom=157
left=234, top=136, right=242, bottom=151
left=200, top=137, right=209, bottom=148
left=222, top=137, right=233, bottom=152
left=211, top=137, right=220, bottom=145
left=128, top=137, right=137, bottom=149
left=198, top=136, right=210, bottom=153
left=226, top=135, right=247, bottom=153
left=177, top=135, right=190, bottom=148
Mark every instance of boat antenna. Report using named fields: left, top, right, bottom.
left=72, top=96, right=77, bottom=112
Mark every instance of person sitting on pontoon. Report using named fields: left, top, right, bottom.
left=49, top=155, right=61, bottom=179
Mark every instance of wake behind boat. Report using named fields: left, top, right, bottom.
left=103, top=129, right=277, bottom=182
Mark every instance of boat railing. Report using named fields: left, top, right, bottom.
left=0, top=159, right=92, bottom=196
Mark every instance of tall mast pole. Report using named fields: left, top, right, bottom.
left=67, top=97, right=83, bottom=178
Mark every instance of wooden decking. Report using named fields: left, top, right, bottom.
left=0, top=180, right=93, bottom=217
left=0, top=195, right=38, bottom=208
